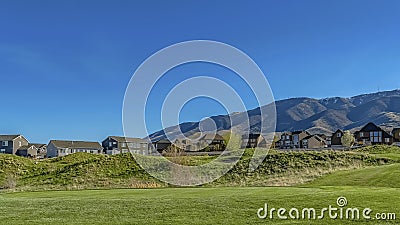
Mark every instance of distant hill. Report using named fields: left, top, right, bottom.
left=149, top=89, right=400, bottom=140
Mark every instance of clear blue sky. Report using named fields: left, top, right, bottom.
left=1, top=0, right=399, bottom=143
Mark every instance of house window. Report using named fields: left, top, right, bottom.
left=19, top=141, right=22, bottom=147
left=385, top=138, right=390, bottom=143
left=2, top=141, right=8, bottom=146
left=337, top=133, right=342, bottom=138
left=121, top=143, right=127, bottom=147
left=360, top=132, right=364, bottom=137
left=370, top=131, right=382, bottom=143
left=109, top=142, right=112, bottom=147
left=0, top=149, right=5, bottom=153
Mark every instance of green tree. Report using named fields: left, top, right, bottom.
left=341, top=130, right=355, bottom=148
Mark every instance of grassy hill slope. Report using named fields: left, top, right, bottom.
left=1, top=146, right=399, bottom=191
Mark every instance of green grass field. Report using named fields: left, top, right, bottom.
left=0, top=187, right=399, bottom=224
left=0, top=146, right=399, bottom=224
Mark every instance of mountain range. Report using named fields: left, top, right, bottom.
left=149, top=89, right=400, bottom=140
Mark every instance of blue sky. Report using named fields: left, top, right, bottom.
left=1, top=0, right=400, bottom=143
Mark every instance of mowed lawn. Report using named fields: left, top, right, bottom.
left=0, top=186, right=399, bottom=225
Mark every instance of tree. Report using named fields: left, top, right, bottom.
left=341, top=130, right=355, bottom=148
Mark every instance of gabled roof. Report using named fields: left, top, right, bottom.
left=242, top=133, right=262, bottom=139
left=203, top=133, right=224, bottom=141
left=49, top=140, right=102, bottom=149
left=154, top=139, right=172, bottom=144
left=359, top=123, right=393, bottom=138
left=302, top=134, right=326, bottom=143
left=31, top=143, right=46, bottom=148
left=187, top=133, right=224, bottom=141
left=359, top=123, right=382, bottom=132
left=107, top=136, right=146, bottom=143
left=292, top=130, right=309, bottom=135
left=17, top=144, right=38, bottom=151
left=333, top=129, right=344, bottom=134
left=0, top=134, right=22, bottom=141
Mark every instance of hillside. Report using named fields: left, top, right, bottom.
left=1, top=146, right=399, bottom=191
left=149, top=89, right=400, bottom=140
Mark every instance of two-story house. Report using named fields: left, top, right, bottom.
left=241, top=133, right=268, bottom=149
left=280, top=131, right=310, bottom=149
left=102, top=136, right=150, bottom=155
left=354, top=123, right=393, bottom=145
left=0, top=135, right=29, bottom=155
left=176, top=133, right=226, bottom=152
left=301, top=135, right=327, bottom=149
left=16, top=143, right=47, bottom=158
left=331, top=129, right=344, bottom=146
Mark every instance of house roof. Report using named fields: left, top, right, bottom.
left=359, top=123, right=382, bottom=132
left=187, top=133, right=224, bottom=141
left=17, top=144, right=38, bottom=151
left=0, top=134, right=22, bottom=141
left=303, top=135, right=326, bottom=143
left=292, top=130, right=307, bottom=135
left=359, top=123, right=393, bottom=138
left=203, top=133, right=224, bottom=141
left=31, top=143, right=46, bottom=148
left=334, top=129, right=344, bottom=134
left=49, top=140, right=102, bottom=149
left=107, top=136, right=146, bottom=143
left=154, top=139, right=172, bottom=144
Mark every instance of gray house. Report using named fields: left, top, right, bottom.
left=46, top=140, right=103, bottom=158
left=102, top=136, right=150, bottom=155
left=16, top=143, right=47, bottom=158
left=0, top=134, right=29, bottom=155
left=241, top=134, right=268, bottom=149
left=175, top=133, right=226, bottom=152
left=301, top=135, right=327, bottom=149
left=33, top=144, right=47, bottom=159
left=280, top=131, right=310, bottom=149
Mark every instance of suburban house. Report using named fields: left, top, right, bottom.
left=280, top=131, right=310, bottom=149
left=102, top=136, right=150, bottom=155
left=301, top=135, right=327, bottom=149
left=191, top=133, right=225, bottom=151
left=331, top=129, right=344, bottom=146
left=317, top=134, right=332, bottom=147
left=16, top=144, right=39, bottom=158
left=152, top=139, right=172, bottom=152
left=174, top=133, right=226, bottom=152
left=33, top=144, right=47, bottom=159
left=46, top=140, right=103, bottom=158
left=241, top=133, right=268, bottom=148
left=354, top=122, right=393, bottom=145
left=0, top=134, right=29, bottom=155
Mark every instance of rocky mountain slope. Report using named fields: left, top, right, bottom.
left=149, top=90, right=400, bottom=140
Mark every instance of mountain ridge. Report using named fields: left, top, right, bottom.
left=149, top=89, right=400, bottom=140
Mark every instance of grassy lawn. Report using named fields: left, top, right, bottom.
left=1, top=146, right=399, bottom=224
left=307, top=163, right=400, bottom=188
left=0, top=186, right=399, bottom=224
